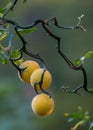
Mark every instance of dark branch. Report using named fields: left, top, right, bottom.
left=14, top=26, right=46, bottom=69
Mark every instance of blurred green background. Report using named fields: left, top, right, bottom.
left=0, top=0, right=93, bottom=130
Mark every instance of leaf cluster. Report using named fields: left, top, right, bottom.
left=64, top=106, right=93, bottom=130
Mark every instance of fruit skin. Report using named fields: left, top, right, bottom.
left=30, top=68, right=52, bottom=90
left=18, top=60, right=40, bottom=84
left=31, top=93, right=54, bottom=116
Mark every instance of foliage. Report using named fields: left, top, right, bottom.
left=64, top=106, right=93, bottom=130
left=74, top=51, right=93, bottom=66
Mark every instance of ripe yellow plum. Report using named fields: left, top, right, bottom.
left=31, top=93, right=54, bottom=116
left=18, top=60, right=40, bottom=84
left=30, top=68, right=52, bottom=90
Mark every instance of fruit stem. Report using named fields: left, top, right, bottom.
left=34, top=69, right=51, bottom=96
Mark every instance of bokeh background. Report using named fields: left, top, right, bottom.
left=0, top=0, right=93, bottom=130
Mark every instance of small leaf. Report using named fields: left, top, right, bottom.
left=18, top=27, right=37, bottom=34
left=0, top=31, right=9, bottom=41
left=0, top=57, right=9, bottom=64
left=84, top=51, right=93, bottom=59
left=0, top=2, right=12, bottom=17
left=4, top=2, right=12, bottom=11
left=11, top=49, right=21, bottom=58
left=74, top=51, right=93, bottom=66
left=74, top=59, right=81, bottom=66
left=11, top=49, right=23, bottom=65
left=14, top=58, right=23, bottom=65
left=0, top=8, right=6, bottom=14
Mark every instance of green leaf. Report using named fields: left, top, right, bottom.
left=74, top=51, right=93, bottom=66
left=18, top=27, right=37, bottom=34
left=14, top=58, right=23, bottom=65
left=0, top=45, right=9, bottom=64
left=0, top=31, right=9, bottom=41
left=65, top=106, right=85, bottom=123
left=12, top=49, right=21, bottom=58
left=0, top=57, right=9, bottom=64
left=0, top=8, right=6, bottom=14
left=0, top=2, right=12, bottom=17
left=84, top=51, right=93, bottom=59
left=11, top=49, right=23, bottom=65
left=5, top=2, right=12, bottom=9
left=74, top=59, right=81, bottom=66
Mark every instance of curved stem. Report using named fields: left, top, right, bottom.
left=81, top=68, right=88, bottom=91
left=44, top=15, right=86, bottom=32
left=68, top=68, right=88, bottom=95
left=10, top=60, right=21, bottom=71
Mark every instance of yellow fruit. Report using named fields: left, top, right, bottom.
left=31, top=93, right=54, bottom=116
left=18, top=60, right=40, bottom=84
left=30, top=68, right=52, bottom=90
